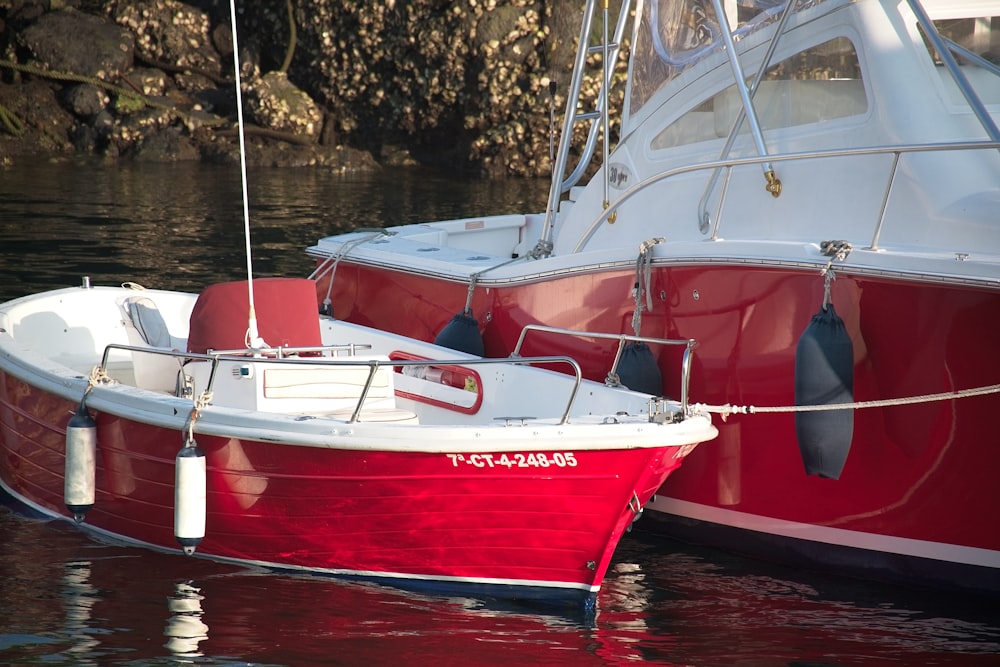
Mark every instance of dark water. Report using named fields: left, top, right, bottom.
left=0, top=159, right=545, bottom=302
left=2, top=159, right=999, bottom=666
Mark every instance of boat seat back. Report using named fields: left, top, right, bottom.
left=188, top=278, right=322, bottom=354
left=118, top=295, right=183, bottom=393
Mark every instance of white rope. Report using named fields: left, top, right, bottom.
left=631, top=237, right=664, bottom=335
left=700, top=383, right=1000, bottom=420
left=184, top=390, right=214, bottom=443
left=819, top=240, right=852, bottom=308
left=309, top=230, right=392, bottom=284
left=309, top=229, right=395, bottom=313
left=87, top=365, right=112, bottom=389
left=228, top=0, right=266, bottom=349
left=462, top=254, right=528, bottom=312
left=307, top=230, right=393, bottom=314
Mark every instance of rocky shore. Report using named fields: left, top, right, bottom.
left=0, top=0, right=612, bottom=176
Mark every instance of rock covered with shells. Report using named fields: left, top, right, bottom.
left=0, top=0, right=628, bottom=176
left=113, top=0, right=223, bottom=81
left=244, top=71, right=323, bottom=141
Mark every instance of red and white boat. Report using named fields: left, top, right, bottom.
left=307, top=0, right=1000, bottom=594
left=0, top=277, right=716, bottom=605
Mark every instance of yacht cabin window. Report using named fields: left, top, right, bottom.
left=922, top=14, right=1000, bottom=106
left=650, top=36, right=865, bottom=150
left=929, top=15, right=1000, bottom=64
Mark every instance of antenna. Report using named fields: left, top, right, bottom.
left=228, top=0, right=265, bottom=350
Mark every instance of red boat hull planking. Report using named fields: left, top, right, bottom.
left=0, top=375, right=684, bottom=598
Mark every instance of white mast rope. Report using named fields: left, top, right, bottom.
left=229, top=0, right=266, bottom=350
left=698, top=383, right=1000, bottom=421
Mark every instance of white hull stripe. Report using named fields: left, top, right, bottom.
left=649, top=497, right=1000, bottom=570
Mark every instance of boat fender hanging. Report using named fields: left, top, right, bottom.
left=794, top=304, right=854, bottom=479
left=617, top=341, right=663, bottom=395
left=174, top=440, right=207, bottom=555
left=434, top=309, right=485, bottom=356
left=65, top=400, right=97, bottom=522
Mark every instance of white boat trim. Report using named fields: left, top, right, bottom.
left=308, top=238, right=1000, bottom=291
left=650, top=497, right=1000, bottom=570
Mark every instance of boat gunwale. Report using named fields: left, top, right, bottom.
left=305, top=241, right=1000, bottom=292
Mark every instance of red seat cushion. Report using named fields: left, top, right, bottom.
left=188, top=278, right=322, bottom=354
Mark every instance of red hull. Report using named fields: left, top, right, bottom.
left=317, top=262, right=1000, bottom=592
left=0, top=372, right=681, bottom=602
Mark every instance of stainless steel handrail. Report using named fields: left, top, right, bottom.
left=571, top=140, right=1000, bottom=253
left=540, top=0, right=632, bottom=251
left=99, top=343, right=585, bottom=425
left=511, top=324, right=696, bottom=415
left=697, top=0, right=797, bottom=232
left=711, top=0, right=773, bottom=181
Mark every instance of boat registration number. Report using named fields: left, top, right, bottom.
left=446, top=452, right=578, bottom=469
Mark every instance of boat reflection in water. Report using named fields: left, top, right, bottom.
left=3, top=507, right=999, bottom=665
left=60, top=561, right=100, bottom=666
left=164, top=581, right=209, bottom=658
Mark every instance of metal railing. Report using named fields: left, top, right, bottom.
left=99, top=343, right=588, bottom=425
left=539, top=0, right=632, bottom=252
left=570, top=140, right=1000, bottom=253
left=511, top=324, right=696, bottom=415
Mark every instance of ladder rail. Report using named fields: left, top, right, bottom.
left=560, top=0, right=632, bottom=195
left=539, top=0, right=632, bottom=252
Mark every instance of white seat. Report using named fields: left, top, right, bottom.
left=118, top=295, right=183, bottom=392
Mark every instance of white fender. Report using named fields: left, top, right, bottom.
left=65, top=402, right=97, bottom=522
left=174, top=443, right=207, bottom=555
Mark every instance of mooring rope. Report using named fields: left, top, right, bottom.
left=183, top=389, right=214, bottom=442
left=461, top=254, right=528, bottom=312
left=631, top=237, right=664, bottom=336
left=818, top=239, right=852, bottom=308
left=0, top=102, right=24, bottom=136
left=87, top=365, right=112, bottom=389
left=700, top=383, right=1000, bottom=420
left=309, top=229, right=394, bottom=312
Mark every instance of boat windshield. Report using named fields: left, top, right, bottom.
left=926, top=12, right=1000, bottom=67
left=925, top=12, right=1000, bottom=112
left=634, top=1, right=1000, bottom=150
left=650, top=35, right=864, bottom=150
left=629, top=0, right=816, bottom=117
